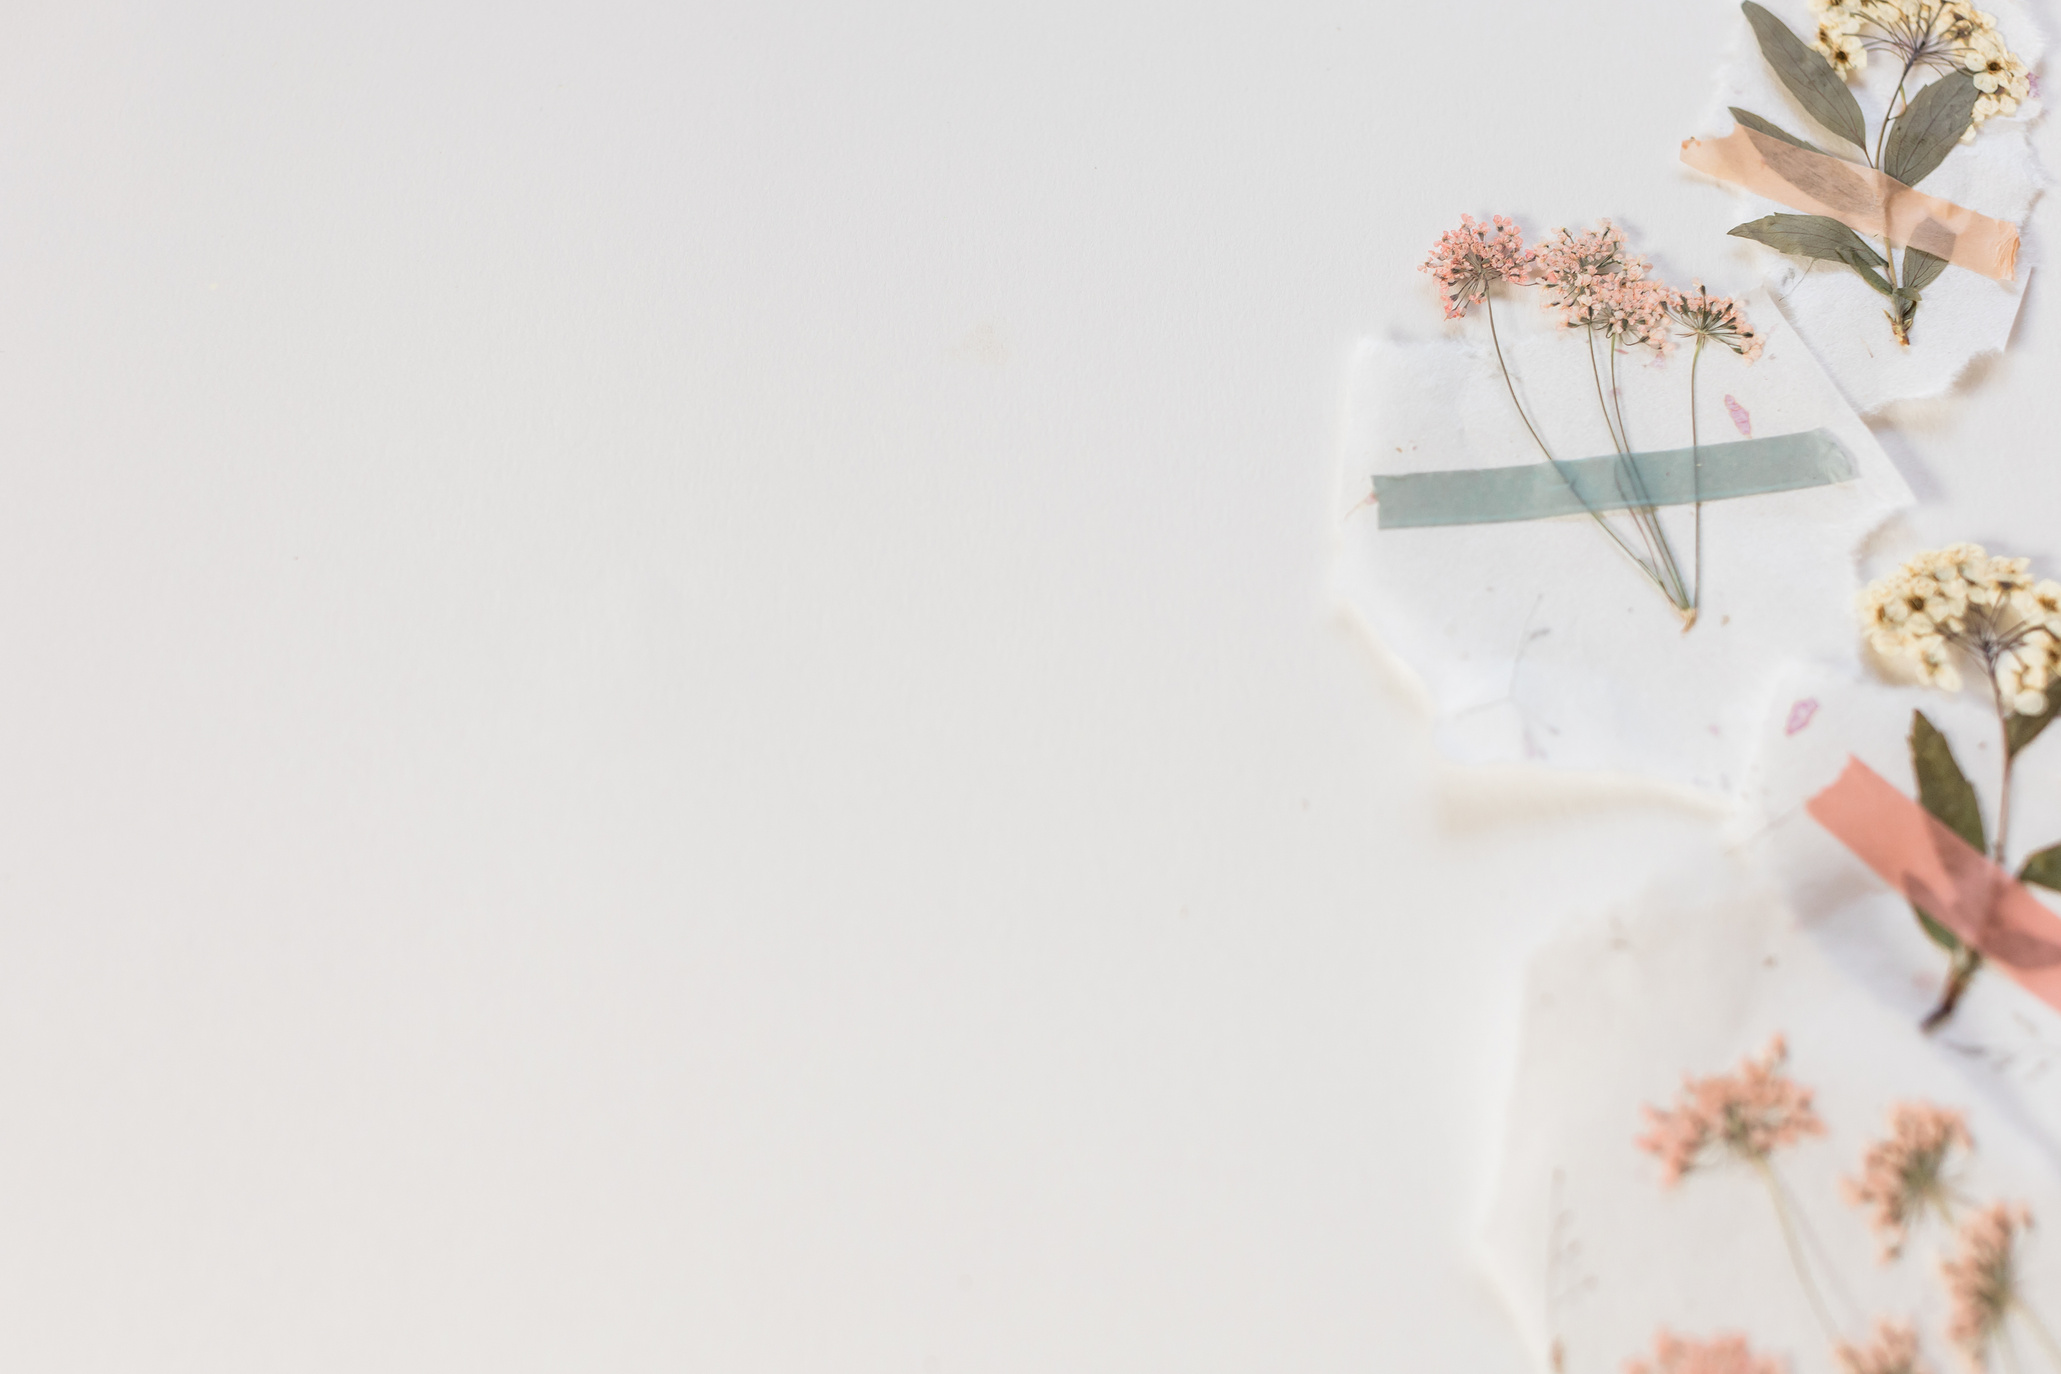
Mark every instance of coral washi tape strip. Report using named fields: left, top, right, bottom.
left=1807, top=757, right=2061, bottom=1011
left=1370, top=429, right=1854, bottom=530
left=1681, top=125, right=2020, bottom=282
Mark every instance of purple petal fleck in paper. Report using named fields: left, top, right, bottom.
left=1786, top=698, right=1819, bottom=735
left=1724, top=395, right=1752, bottom=437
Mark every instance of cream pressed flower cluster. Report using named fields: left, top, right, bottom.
left=1806, top=0, right=2031, bottom=133
left=1858, top=544, right=2061, bottom=714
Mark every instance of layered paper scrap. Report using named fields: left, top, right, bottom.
left=1691, top=0, right=2046, bottom=413
left=1480, top=855, right=2061, bottom=1374
left=1741, top=664, right=2061, bottom=1145
left=1332, top=288, right=1911, bottom=792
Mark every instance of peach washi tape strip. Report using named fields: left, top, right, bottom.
left=1807, top=757, right=2061, bottom=1010
left=1681, top=126, right=2020, bottom=282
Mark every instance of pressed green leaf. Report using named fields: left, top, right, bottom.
left=1730, top=214, right=1894, bottom=294
left=1729, top=105, right=1825, bottom=154
left=2006, top=677, right=2061, bottom=757
left=1910, top=709, right=1986, bottom=854
left=1882, top=71, right=1981, bottom=186
left=1901, top=246, right=1950, bottom=294
left=1912, top=903, right=1965, bottom=954
left=2019, top=843, right=2061, bottom=891
left=1741, top=1, right=1868, bottom=149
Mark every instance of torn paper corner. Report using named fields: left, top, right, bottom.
left=1479, top=855, right=2061, bottom=1372
left=1332, top=288, right=1912, bottom=794
left=1691, top=0, right=2046, bottom=413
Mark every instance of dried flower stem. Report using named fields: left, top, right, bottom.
left=1690, top=336, right=1706, bottom=615
left=1756, top=1159, right=1844, bottom=1343
left=1482, top=290, right=1651, bottom=576
left=2017, top=1300, right=2061, bottom=1370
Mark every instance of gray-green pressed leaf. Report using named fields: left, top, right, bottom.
left=1730, top=214, right=1893, bottom=294
left=1913, top=903, right=1965, bottom=954
left=1901, top=246, right=1950, bottom=294
left=1911, top=709, right=1986, bottom=854
left=1882, top=71, right=1981, bottom=187
left=2019, top=843, right=2061, bottom=891
left=1741, top=1, right=1868, bottom=149
left=1729, top=106, right=1824, bottom=154
left=2006, top=677, right=2061, bottom=757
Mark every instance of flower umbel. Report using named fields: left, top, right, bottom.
left=1624, top=1329, right=1785, bottom=1374
left=1420, top=214, right=1531, bottom=319
left=1636, top=1036, right=1826, bottom=1186
left=1834, top=1320, right=1931, bottom=1374
left=1857, top=545, right=2060, bottom=714
left=1843, top=1101, right=1971, bottom=1259
left=1668, top=284, right=1765, bottom=363
left=1532, top=221, right=1674, bottom=356
left=1941, top=1201, right=2031, bottom=1362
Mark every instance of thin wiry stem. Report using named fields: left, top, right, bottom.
left=2015, top=1299, right=2061, bottom=1371
left=1605, top=340, right=1689, bottom=609
left=1690, top=336, right=1705, bottom=614
left=1483, top=291, right=1648, bottom=573
left=1756, top=1159, right=1842, bottom=1345
left=1587, top=331, right=1626, bottom=455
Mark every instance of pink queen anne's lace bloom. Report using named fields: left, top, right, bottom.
left=1636, top=1035, right=1826, bottom=1186
left=1529, top=221, right=1674, bottom=356
left=1419, top=214, right=1532, bottom=319
left=1941, top=1202, right=2031, bottom=1362
left=1842, top=1101, right=1971, bottom=1259
left=1624, top=1329, right=1785, bottom=1374
left=1835, top=1320, right=1930, bottom=1374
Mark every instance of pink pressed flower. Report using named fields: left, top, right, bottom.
left=1941, top=1202, right=2030, bottom=1362
left=1623, top=1329, right=1785, bottom=1374
left=1636, top=1035, right=1826, bottom=1186
left=1843, top=1102, right=1971, bottom=1259
left=1531, top=220, right=1675, bottom=356
left=1835, top=1320, right=1930, bottom=1374
left=1420, top=213, right=1532, bottom=319
left=1668, top=283, right=1764, bottom=363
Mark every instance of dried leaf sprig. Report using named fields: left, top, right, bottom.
left=1857, top=546, right=2061, bottom=1027
left=1419, top=216, right=1761, bottom=628
left=1728, top=1, right=2029, bottom=346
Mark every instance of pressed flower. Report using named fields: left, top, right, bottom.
left=1624, top=1329, right=1784, bottom=1374
left=1842, top=1101, right=1971, bottom=1258
left=1941, top=1202, right=2030, bottom=1362
left=1858, top=546, right=2061, bottom=713
left=1636, top=1036, right=1826, bottom=1186
left=1420, top=214, right=1531, bottom=320
left=1834, top=1320, right=1931, bottom=1374
left=1668, top=284, right=1764, bottom=362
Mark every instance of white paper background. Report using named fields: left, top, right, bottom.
left=1334, top=288, right=1910, bottom=791
left=4, top=1, right=2060, bottom=1369
left=1692, top=0, right=2048, bottom=413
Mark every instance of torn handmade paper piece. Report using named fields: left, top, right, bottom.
left=1478, top=855, right=2061, bottom=1372
left=1333, top=287, right=1909, bottom=791
left=1689, top=0, right=2045, bottom=411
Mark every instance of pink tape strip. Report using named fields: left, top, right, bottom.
left=1681, top=126, right=2020, bottom=282
left=1807, top=757, right=2061, bottom=1010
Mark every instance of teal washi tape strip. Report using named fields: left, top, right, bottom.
left=1371, top=429, right=1856, bottom=530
